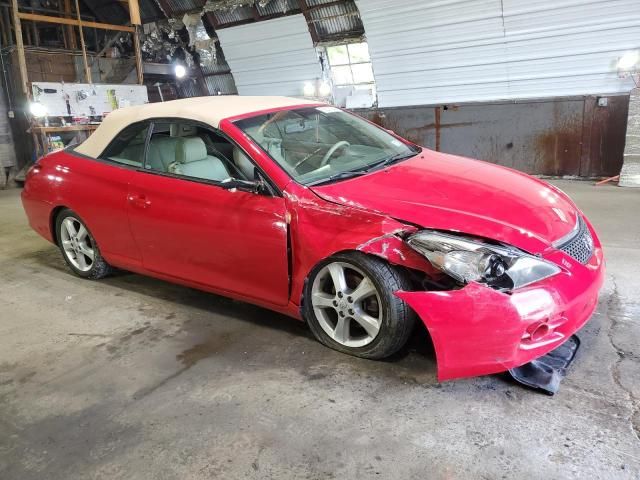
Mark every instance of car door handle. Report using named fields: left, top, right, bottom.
left=128, top=194, right=151, bottom=209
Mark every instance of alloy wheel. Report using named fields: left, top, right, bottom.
left=60, top=217, right=95, bottom=272
left=311, top=261, right=383, bottom=348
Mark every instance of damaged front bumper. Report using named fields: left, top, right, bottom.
left=509, top=334, right=580, bottom=395
left=395, top=244, right=605, bottom=382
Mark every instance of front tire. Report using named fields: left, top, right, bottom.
left=55, top=209, right=112, bottom=280
left=303, top=252, right=415, bottom=359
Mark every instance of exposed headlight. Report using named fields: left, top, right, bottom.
left=407, top=231, right=561, bottom=290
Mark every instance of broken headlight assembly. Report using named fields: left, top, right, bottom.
left=407, top=231, right=561, bottom=290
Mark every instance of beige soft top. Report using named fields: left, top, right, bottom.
left=74, top=95, right=317, bottom=158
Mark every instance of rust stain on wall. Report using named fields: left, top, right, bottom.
left=533, top=118, right=583, bottom=176
left=582, top=96, right=629, bottom=177
left=402, top=121, right=475, bottom=148
left=368, top=108, right=473, bottom=147
left=434, top=106, right=441, bottom=152
left=530, top=99, right=585, bottom=177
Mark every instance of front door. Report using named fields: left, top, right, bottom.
left=126, top=120, right=290, bottom=307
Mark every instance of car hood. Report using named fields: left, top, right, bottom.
left=310, top=150, right=579, bottom=253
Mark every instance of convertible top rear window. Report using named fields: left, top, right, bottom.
left=234, top=107, right=417, bottom=185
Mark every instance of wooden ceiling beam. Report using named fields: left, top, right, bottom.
left=17, top=11, right=135, bottom=32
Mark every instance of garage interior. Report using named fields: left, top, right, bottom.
left=1, top=0, right=640, bottom=479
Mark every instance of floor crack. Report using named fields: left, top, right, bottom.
left=606, top=277, right=640, bottom=443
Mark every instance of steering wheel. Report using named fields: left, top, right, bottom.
left=292, top=147, right=323, bottom=171
left=320, top=141, right=350, bottom=167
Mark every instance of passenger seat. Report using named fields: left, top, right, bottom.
left=170, top=137, right=230, bottom=182
left=146, top=136, right=180, bottom=172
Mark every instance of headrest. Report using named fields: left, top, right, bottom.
left=176, top=137, right=207, bottom=164
left=170, top=123, right=198, bottom=137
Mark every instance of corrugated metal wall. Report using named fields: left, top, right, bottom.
left=217, top=15, right=322, bottom=96
left=362, top=94, right=629, bottom=177
left=356, top=0, right=640, bottom=108
left=204, top=75, right=238, bottom=95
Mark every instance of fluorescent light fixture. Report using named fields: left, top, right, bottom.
left=29, top=102, right=48, bottom=117
left=303, top=82, right=316, bottom=97
left=617, top=50, right=639, bottom=71
left=174, top=64, right=187, bottom=78
left=318, top=81, right=331, bottom=97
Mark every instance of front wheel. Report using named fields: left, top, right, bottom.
left=303, top=252, right=415, bottom=359
left=55, top=209, right=112, bottom=280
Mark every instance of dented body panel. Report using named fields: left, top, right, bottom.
left=397, top=221, right=604, bottom=380
left=311, top=151, right=581, bottom=254
left=282, top=182, right=430, bottom=308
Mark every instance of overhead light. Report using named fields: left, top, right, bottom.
left=29, top=102, right=48, bottom=117
left=318, top=81, right=331, bottom=97
left=174, top=64, right=187, bottom=79
left=303, top=82, right=316, bottom=97
left=617, top=51, right=639, bottom=71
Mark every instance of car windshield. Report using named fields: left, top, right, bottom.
left=234, top=106, right=419, bottom=185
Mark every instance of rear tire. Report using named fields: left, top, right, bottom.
left=303, top=251, right=415, bottom=359
left=55, top=208, right=112, bottom=280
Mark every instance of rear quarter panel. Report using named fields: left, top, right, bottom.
left=21, top=158, right=56, bottom=242
left=21, top=150, right=140, bottom=265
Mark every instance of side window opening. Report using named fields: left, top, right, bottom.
left=145, top=120, right=258, bottom=183
left=100, top=123, right=149, bottom=167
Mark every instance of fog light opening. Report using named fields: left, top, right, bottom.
left=529, top=322, right=550, bottom=342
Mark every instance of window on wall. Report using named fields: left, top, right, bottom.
left=325, top=42, right=376, bottom=108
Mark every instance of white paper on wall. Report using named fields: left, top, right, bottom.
left=31, top=82, right=149, bottom=117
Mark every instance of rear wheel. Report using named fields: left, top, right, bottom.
left=55, top=209, right=112, bottom=279
left=303, top=252, right=415, bottom=359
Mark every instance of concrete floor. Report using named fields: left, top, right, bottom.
left=0, top=180, right=639, bottom=479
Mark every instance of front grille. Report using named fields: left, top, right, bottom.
left=556, top=217, right=594, bottom=264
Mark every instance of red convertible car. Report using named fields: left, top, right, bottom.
left=22, top=96, right=604, bottom=390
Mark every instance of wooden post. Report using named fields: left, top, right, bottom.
left=58, top=0, right=68, bottom=49
left=10, top=0, right=29, bottom=98
left=0, top=7, right=10, bottom=47
left=133, top=26, right=143, bottom=84
left=25, top=19, right=32, bottom=45
left=31, top=18, right=40, bottom=46
left=129, top=0, right=143, bottom=85
left=63, top=0, right=76, bottom=49
left=73, top=0, right=91, bottom=83
left=128, top=0, right=141, bottom=26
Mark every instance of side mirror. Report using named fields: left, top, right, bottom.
left=220, top=177, right=266, bottom=194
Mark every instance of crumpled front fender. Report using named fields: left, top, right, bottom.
left=395, top=247, right=604, bottom=381
left=396, top=284, right=524, bottom=380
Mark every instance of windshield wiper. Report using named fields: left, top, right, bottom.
left=377, top=150, right=419, bottom=168
left=354, top=149, right=419, bottom=175
left=306, top=168, right=369, bottom=186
